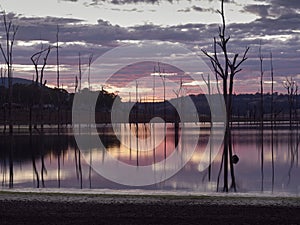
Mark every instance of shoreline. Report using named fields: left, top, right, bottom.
left=0, top=122, right=299, bottom=137
left=1, top=190, right=300, bottom=225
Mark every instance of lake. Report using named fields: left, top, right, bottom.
left=0, top=123, right=299, bottom=195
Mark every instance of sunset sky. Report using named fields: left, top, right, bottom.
left=0, top=0, right=299, bottom=98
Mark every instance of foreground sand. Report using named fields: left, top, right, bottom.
left=0, top=191, right=300, bottom=225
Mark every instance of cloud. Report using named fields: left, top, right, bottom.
left=63, top=0, right=175, bottom=4
left=267, top=0, right=300, bottom=10
left=0, top=6, right=299, bottom=93
left=64, top=0, right=237, bottom=4
left=4, top=12, right=299, bottom=64
left=64, top=0, right=236, bottom=6
left=177, top=8, right=190, bottom=13
left=248, top=0, right=300, bottom=18
left=243, top=4, right=271, bottom=18
left=192, top=6, right=214, bottom=13
left=123, top=8, right=143, bottom=12
left=192, top=6, right=205, bottom=12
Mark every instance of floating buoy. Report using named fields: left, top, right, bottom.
left=232, top=155, right=239, bottom=164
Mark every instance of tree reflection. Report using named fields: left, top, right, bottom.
left=0, top=134, right=69, bottom=188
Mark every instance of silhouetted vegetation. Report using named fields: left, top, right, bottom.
left=0, top=82, right=119, bottom=127
left=0, top=81, right=300, bottom=126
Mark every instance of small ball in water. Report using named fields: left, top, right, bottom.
left=232, top=155, right=239, bottom=164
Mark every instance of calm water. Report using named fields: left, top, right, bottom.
left=0, top=123, right=300, bottom=195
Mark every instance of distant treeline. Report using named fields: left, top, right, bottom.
left=0, top=84, right=118, bottom=111
left=0, top=83, right=119, bottom=126
left=136, top=93, right=299, bottom=122
left=0, top=83, right=298, bottom=124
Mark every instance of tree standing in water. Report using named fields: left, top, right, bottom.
left=0, top=13, right=18, bottom=188
left=202, top=0, right=249, bottom=192
left=259, top=44, right=265, bottom=191
left=283, top=76, right=298, bottom=129
left=31, top=45, right=53, bottom=132
left=0, top=12, right=18, bottom=134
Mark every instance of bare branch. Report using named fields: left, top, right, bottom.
left=230, top=47, right=250, bottom=76
left=40, top=46, right=52, bottom=85
left=201, top=48, right=224, bottom=78
left=31, top=46, right=55, bottom=85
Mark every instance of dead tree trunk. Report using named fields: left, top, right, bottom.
left=270, top=51, right=275, bottom=192
left=0, top=13, right=18, bottom=134
left=56, top=25, right=60, bottom=90
left=202, top=0, right=249, bottom=192
left=31, top=46, right=53, bottom=132
left=56, top=25, right=61, bottom=133
left=88, top=54, right=93, bottom=90
left=78, top=53, right=82, bottom=92
left=283, top=77, right=298, bottom=129
left=259, top=44, right=264, bottom=191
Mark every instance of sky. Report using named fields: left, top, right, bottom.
left=0, top=0, right=300, bottom=98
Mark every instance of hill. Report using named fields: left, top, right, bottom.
left=0, top=77, right=33, bottom=87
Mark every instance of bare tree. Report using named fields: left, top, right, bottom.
left=270, top=51, right=275, bottom=192
left=56, top=25, right=60, bottom=89
left=259, top=43, right=264, bottom=191
left=173, top=77, right=184, bottom=148
left=259, top=44, right=264, bottom=125
left=201, top=0, right=249, bottom=192
left=88, top=53, right=93, bottom=90
left=56, top=25, right=61, bottom=133
left=270, top=52, right=274, bottom=124
left=78, top=52, right=82, bottom=92
left=0, top=13, right=18, bottom=188
left=0, top=12, right=18, bottom=134
left=31, top=46, right=52, bottom=86
left=202, top=1, right=249, bottom=119
left=75, top=75, right=78, bottom=93
left=31, top=45, right=53, bottom=131
left=283, top=77, right=298, bottom=129
left=201, top=74, right=213, bottom=182
left=1, top=67, right=7, bottom=132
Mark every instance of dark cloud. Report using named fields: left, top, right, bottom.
left=3, top=12, right=299, bottom=60
left=0, top=7, right=299, bottom=92
left=243, top=4, right=271, bottom=18
left=177, top=8, right=191, bottom=13
left=110, top=8, right=121, bottom=11
left=64, top=0, right=236, bottom=5
left=63, top=0, right=175, bottom=4
left=229, top=13, right=300, bottom=37
left=207, top=0, right=235, bottom=3
left=123, top=8, right=143, bottom=12
left=192, top=5, right=214, bottom=13
left=178, top=5, right=215, bottom=13
left=247, top=0, right=300, bottom=18
left=266, top=0, right=300, bottom=9
left=192, top=6, right=205, bottom=12
left=108, top=7, right=144, bottom=12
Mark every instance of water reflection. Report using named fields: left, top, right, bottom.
left=1, top=124, right=300, bottom=194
